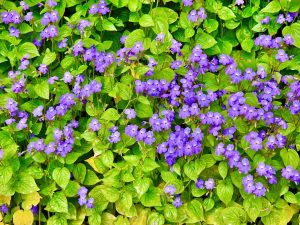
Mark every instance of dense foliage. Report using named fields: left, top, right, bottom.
left=0, top=0, right=300, bottom=224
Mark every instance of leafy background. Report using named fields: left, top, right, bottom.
left=0, top=0, right=300, bottom=224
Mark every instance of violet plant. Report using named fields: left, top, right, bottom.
left=0, top=0, right=299, bottom=224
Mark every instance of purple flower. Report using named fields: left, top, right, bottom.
left=284, top=34, right=294, bottom=45
left=48, top=76, right=59, bottom=84
left=172, top=196, right=183, bottom=208
left=98, top=2, right=110, bottom=15
left=182, top=0, right=193, bottom=6
left=86, top=198, right=94, bottom=209
left=164, top=185, right=176, bottom=195
left=9, top=26, right=20, bottom=37
left=120, top=36, right=127, bottom=44
left=276, top=14, right=285, bottom=24
left=170, top=39, right=182, bottom=55
left=89, top=118, right=101, bottom=132
left=125, top=125, right=138, bottom=138
left=155, top=33, right=165, bottom=42
left=38, top=64, right=48, bottom=74
left=45, top=107, right=56, bottom=121
left=33, top=106, right=43, bottom=117
left=261, top=16, right=270, bottom=24
left=78, top=19, right=91, bottom=34
left=204, top=178, right=215, bottom=190
left=24, top=12, right=33, bottom=21
left=63, top=71, right=73, bottom=83
left=275, top=49, right=288, bottom=62
left=196, top=179, right=204, bottom=189
left=47, top=0, right=57, bottom=7
left=78, top=186, right=88, bottom=197
left=253, top=182, right=266, bottom=197
left=108, top=131, right=121, bottom=143
left=78, top=197, right=86, bottom=206
left=198, top=8, right=206, bottom=20
left=89, top=4, right=98, bottom=15
left=124, top=108, right=136, bottom=119
left=170, top=60, right=182, bottom=70
left=0, top=204, right=8, bottom=214
left=10, top=11, right=22, bottom=24
left=188, top=10, right=198, bottom=22
left=58, top=38, right=68, bottom=48
left=31, top=205, right=39, bottom=216
left=0, top=149, right=3, bottom=160
left=236, top=0, right=244, bottom=5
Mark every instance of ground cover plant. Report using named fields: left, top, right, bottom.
left=0, top=0, right=299, bottom=224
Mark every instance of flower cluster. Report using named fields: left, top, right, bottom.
left=281, top=166, right=300, bottom=183
left=196, top=178, right=215, bottom=190
left=78, top=187, right=94, bottom=209
left=188, top=8, right=207, bottom=22
left=157, top=126, right=203, bottom=166
left=89, top=0, right=110, bottom=15
left=276, top=12, right=298, bottom=24
left=215, top=143, right=251, bottom=174
left=27, top=120, right=77, bottom=157
left=242, top=175, right=266, bottom=197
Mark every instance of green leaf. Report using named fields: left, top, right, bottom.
left=116, top=83, right=132, bottom=100
left=19, top=23, right=33, bottom=34
left=164, top=204, right=178, bottom=222
left=296, top=134, right=300, bottom=150
left=34, top=80, right=49, bottom=99
left=133, top=177, right=151, bottom=198
left=280, top=148, right=299, bottom=169
left=14, top=174, right=39, bottom=194
left=203, top=198, right=215, bottom=211
left=72, top=163, right=86, bottom=183
left=42, top=51, right=56, bottom=65
left=0, top=165, right=13, bottom=184
left=261, top=0, right=281, bottom=13
left=52, top=167, right=70, bottom=190
left=142, top=158, right=160, bottom=172
left=282, top=22, right=300, bottom=48
left=203, top=19, right=219, bottom=33
left=284, top=191, right=298, bottom=204
left=153, top=68, right=175, bottom=82
left=100, top=185, right=120, bottom=202
left=203, top=72, right=218, bottom=91
left=147, top=212, right=165, bottom=225
left=288, top=0, right=300, bottom=12
left=125, top=29, right=145, bottom=48
left=45, top=191, right=68, bottom=213
left=139, top=14, right=154, bottom=27
left=135, top=103, right=153, bottom=118
left=235, top=118, right=248, bottom=134
left=243, top=196, right=263, bottom=222
left=184, top=161, right=198, bottom=181
left=138, top=96, right=150, bottom=105
left=218, top=162, right=228, bottom=179
left=218, top=7, right=236, bottom=20
left=102, top=19, right=117, bottom=31
left=83, top=170, right=100, bottom=185
left=196, top=33, right=217, bottom=49
left=241, top=39, right=254, bottom=53
left=141, top=187, right=162, bottom=207
left=185, top=199, right=204, bottom=222
left=18, top=42, right=39, bottom=59
left=101, top=108, right=120, bottom=121
left=128, top=0, right=142, bottom=12
left=61, top=56, right=75, bottom=69
left=217, top=179, right=233, bottom=205
left=245, top=93, right=259, bottom=107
